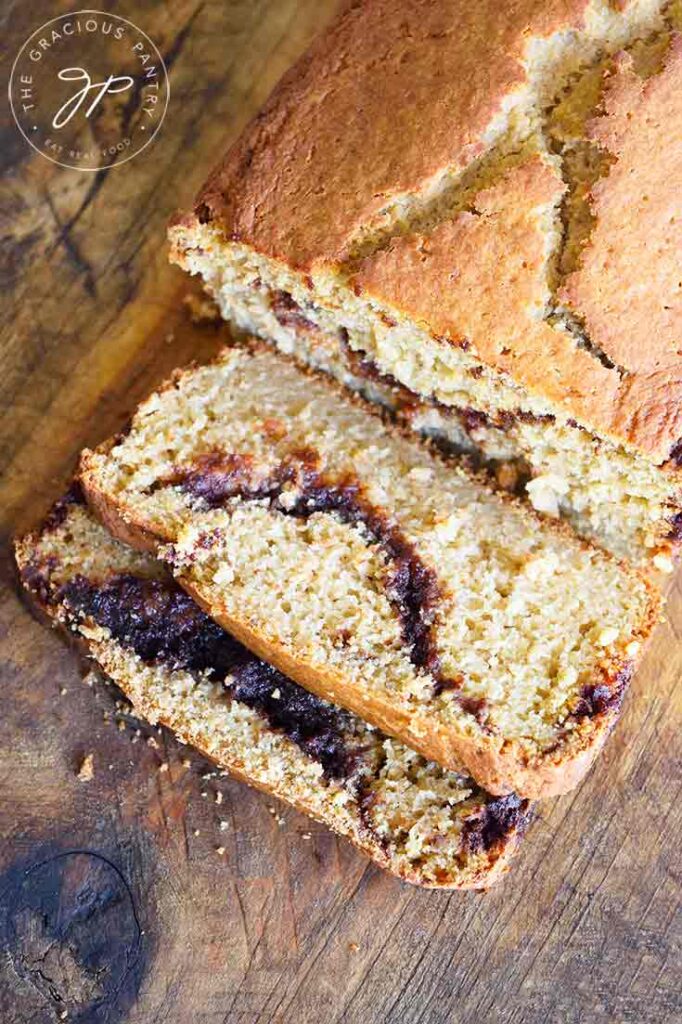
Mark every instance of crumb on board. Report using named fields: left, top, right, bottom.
left=77, top=753, right=94, bottom=782
left=349, top=943, right=359, bottom=954
left=183, top=291, right=221, bottom=324
left=159, top=762, right=169, bottom=773
left=215, top=791, right=223, bottom=805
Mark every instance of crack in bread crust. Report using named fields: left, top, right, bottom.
left=168, top=0, right=682, bottom=569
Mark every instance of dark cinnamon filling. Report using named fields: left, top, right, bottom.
left=457, top=407, right=491, bottom=433
left=60, top=574, right=247, bottom=677
left=270, top=291, right=317, bottom=332
left=195, top=202, right=213, bottom=225
left=42, top=565, right=528, bottom=853
left=171, top=448, right=624, bottom=728
left=160, top=446, right=616, bottom=727
left=162, top=449, right=479, bottom=709
left=461, top=794, right=529, bottom=855
left=339, top=329, right=404, bottom=393
left=333, top=336, right=557, bottom=434
left=57, top=572, right=361, bottom=782
left=669, top=439, right=682, bottom=466
left=668, top=511, right=682, bottom=541
left=571, top=668, right=631, bottom=721
left=231, top=660, right=361, bottom=780
left=41, top=480, right=86, bottom=533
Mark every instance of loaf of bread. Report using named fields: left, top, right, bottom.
left=79, top=345, right=657, bottom=799
left=15, top=487, right=531, bottom=889
left=169, top=0, right=682, bottom=565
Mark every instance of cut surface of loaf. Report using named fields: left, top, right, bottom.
left=169, top=0, right=682, bottom=564
left=15, top=488, right=532, bottom=889
left=79, top=345, right=658, bottom=799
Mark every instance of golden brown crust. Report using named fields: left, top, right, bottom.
left=561, top=37, right=682, bottom=459
left=172, top=1, right=681, bottom=462
left=352, top=149, right=682, bottom=460
left=180, top=0, right=593, bottom=267
left=80, top=455, right=160, bottom=555
left=353, top=155, right=622, bottom=441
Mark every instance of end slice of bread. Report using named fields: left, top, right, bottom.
left=78, top=345, right=659, bottom=799
left=15, top=487, right=531, bottom=889
left=168, top=3, right=682, bottom=564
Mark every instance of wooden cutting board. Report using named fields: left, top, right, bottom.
left=1, top=3, right=680, bottom=1022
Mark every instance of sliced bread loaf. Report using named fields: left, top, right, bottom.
left=169, top=0, right=682, bottom=564
left=15, top=487, right=531, bottom=889
left=79, top=345, right=658, bottom=799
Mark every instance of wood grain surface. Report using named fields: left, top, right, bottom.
left=1, top=2, right=680, bottom=1022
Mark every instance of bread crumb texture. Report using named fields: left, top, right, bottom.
left=77, top=753, right=94, bottom=782
left=169, top=0, right=682, bottom=563
left=79, top=347, right=657, bottom=797
left=15, top=497, right=531, bottom=889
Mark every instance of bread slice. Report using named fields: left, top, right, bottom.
left=168, top=0, right=682, bottom=565
left=79, top=345, right=658, bottom=799
left=15, top=487, right=532, bottom=889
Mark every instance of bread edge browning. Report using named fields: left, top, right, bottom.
left=172, top=570, right=630, bottom=800
left=124, top=683, right=527, bottom=889
left=77, top=348, right=660, bottom=798
left=80, top=411, right=659, bottom=800
left=13, top=528, right=530, bottom=891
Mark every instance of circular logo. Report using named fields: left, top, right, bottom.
left=8, top=10, right=169, bottom=171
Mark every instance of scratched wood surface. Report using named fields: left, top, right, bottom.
left=1, top=2, right=681, bottom=1022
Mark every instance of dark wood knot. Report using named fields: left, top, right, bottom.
left=1, top=850, right=145, bottom=1023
